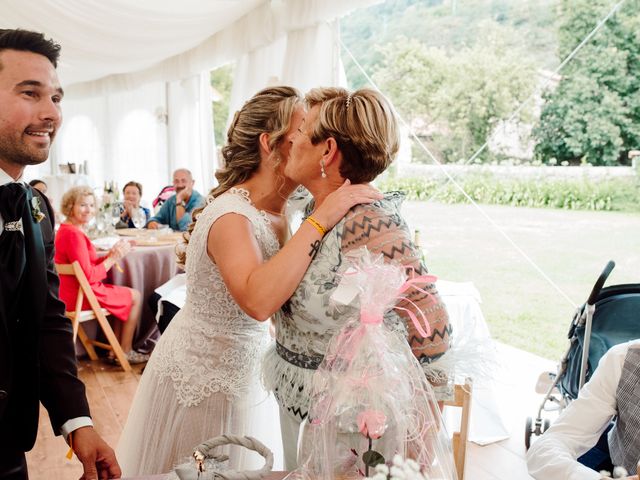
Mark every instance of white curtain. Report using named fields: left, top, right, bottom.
left=228, top=21, right=347, bottom=124
left=281, top=22, right=347, bottom=93
left=50, top=82, right=170, bottom=206
left=167, top=73, right=217, bottom=196
left=49, top=76, right=216, bottom=203
left=228, top=37, right=288, bottom=122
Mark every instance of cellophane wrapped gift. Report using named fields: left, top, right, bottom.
left=291, top=248, right=457, bottom=480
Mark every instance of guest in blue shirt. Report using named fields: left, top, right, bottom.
left=117, top=180, right=150, bottom=229
left=147, top=168, right=204, bottom=231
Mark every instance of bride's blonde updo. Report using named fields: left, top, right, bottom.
left=212, top=85, right=302, bottom=197
left=177, top=85, right=302, bottom=266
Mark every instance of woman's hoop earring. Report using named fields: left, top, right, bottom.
left=321, top=161, right=327, bottom=179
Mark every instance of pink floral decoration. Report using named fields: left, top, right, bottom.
left=357, top=410, right=387, bottom=439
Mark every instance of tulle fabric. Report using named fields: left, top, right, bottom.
left=117, top=357, right=251, bottom=475
left=118, top=347, right=281, bottom=476
left=291, top=249, right=457, bottom=480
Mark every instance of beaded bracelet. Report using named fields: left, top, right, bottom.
left=306, top=215, right=327, bottom=236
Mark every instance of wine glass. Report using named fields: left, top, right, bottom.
left=95, top=211, right=107, bottom=236
left=132, top=208, right=147, bottom=229
left=111, top=204, right=121, bottom=228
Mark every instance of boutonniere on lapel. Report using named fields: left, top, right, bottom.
left=31, top=196, right=46, bottom=223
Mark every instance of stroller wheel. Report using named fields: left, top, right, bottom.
left=525, top=416, right=533, bottom=450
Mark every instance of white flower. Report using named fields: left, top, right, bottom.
left=404, top=459, right=420, bottom=472
left=365, top=456, right=426, bottom=480
left=599, top=466, right=630, bottom=479
left=612, top=467, right=628, bottom=478
left=389, top=466, right=405, bottom=479
left=30, top=196, right=45, bottom=223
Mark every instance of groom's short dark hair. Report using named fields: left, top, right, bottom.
left=0, top=29, right=61, bottom=69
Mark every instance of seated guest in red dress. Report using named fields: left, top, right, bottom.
left=55, top=186, right=149, bottom=364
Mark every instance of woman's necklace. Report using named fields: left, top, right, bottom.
left=246, top=187, right=287, bottom=217
left=260, top=207, right=285, bottom=217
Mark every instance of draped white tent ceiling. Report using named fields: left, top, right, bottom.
left=1, top=0, right=376, bottom=203
left=1, top=0, right=375, bottom=95
left=1, top=0, right=265, bottom=87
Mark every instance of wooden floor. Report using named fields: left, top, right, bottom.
left=26, top=343, right=557, bottom=480
left=26, top=360, right=146, bottom=480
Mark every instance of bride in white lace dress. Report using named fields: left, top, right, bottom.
left=116, top=86, right=382, bottom=476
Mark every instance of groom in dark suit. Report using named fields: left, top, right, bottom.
left=0, top=29, right=121, bottom=479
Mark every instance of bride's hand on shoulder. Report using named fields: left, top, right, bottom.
left=312, top=179, right=383, bottom=230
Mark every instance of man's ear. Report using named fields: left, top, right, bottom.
left=259, top=132, right=271, bottom=155
left=322, top=137, right=340, bottom=167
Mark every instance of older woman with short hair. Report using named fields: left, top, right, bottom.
left=55, top=186, right=147, bottom=364
left=117, top=180, right=150, bottom=229
left=263, top=87, right=452, bottom=469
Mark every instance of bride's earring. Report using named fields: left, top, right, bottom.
left=321, top=160, right=327, bottom=179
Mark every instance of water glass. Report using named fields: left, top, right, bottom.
left=132, top=208, right=147, bottom=229
left=111, top=205, right=121, bottom=227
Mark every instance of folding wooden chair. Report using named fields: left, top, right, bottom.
left=55, top=261, right=132, bottom=372
left=444, top=378, right=473, bottom=480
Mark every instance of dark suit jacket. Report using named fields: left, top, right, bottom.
left=0, top=188, right=90, bottom=452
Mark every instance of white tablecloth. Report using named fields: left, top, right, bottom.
left=437, top=280, right=510, bottom=445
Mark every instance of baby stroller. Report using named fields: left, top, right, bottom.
left=152, top=185, right=176, bottom=211
left=525, top=260, right=640, bottom=449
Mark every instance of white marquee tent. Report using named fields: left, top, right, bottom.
left=1, top=0, right=376, bottom=203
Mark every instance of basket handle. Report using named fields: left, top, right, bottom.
left=587, top=260, right=615, bottom=305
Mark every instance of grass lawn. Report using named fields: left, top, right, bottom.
left=401, top=200, right=640, bottom=360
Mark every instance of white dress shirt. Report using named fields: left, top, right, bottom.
left=527, top=340, right=640, bottom=480
left=0, top=166, right=93, bottom=439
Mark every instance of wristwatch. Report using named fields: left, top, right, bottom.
left=178, top=200, right=187, bottom=208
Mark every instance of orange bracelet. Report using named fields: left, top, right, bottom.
left=65, top=431, right=74, bottom=460
left=306, top=216, right=327, bottom=236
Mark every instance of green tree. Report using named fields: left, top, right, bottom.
left=371, top=38, right=449, bottom=121
left=341, top=0, right=560, bottom=88
left=373, top=31, right=535, bottom=163
left=210, top=64, right=234, bottom=147
left=534, top=0, right=640, bottom=165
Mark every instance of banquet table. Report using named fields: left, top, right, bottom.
left=105, top=240, right=182, bottom=352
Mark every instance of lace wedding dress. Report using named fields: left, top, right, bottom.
left=117, top=188, right=281, bottom=476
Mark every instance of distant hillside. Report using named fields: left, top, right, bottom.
left=341, top=0, right=560, bottom=88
